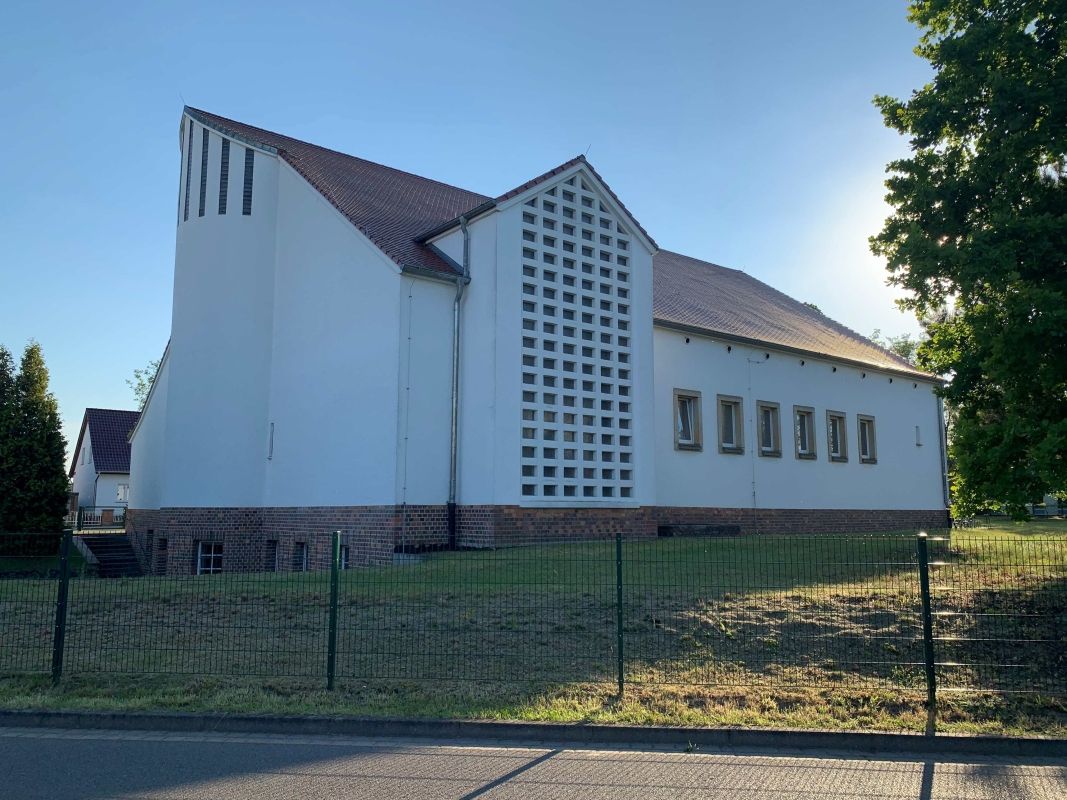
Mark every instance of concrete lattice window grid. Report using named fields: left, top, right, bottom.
left=519, top=175, right=635, bottom=501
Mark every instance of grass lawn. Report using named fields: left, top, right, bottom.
left=0, top=520, right=1063, bottom=736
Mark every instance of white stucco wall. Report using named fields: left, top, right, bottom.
left=653, top=328, right=946, bottom=511
left=395, top=276, right=455, bottom=505
left=95, top=473, right=130, bottom=508
left=129, top=351, right=170, bottom=509
left=262, top=163, right=404, bottom=507
left=71, top=428, right=96, bottom=506
left=162, top=119, right=279, bottom=507
left=454, top=212, right=500, bottom=505
left=134, top=115, right=944, bottom=518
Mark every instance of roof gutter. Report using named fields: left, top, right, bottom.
left=416, top=200, right=496, bottom=244
left=446, top=215, right=471, bottom=549
left=653, top=319, right=943, bottom=385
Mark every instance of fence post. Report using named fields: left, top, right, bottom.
left=615, top=530, right=625, bottom=700
left=326, top=530, right=341, bottom=690
left=51, top=529, right=73, bottom=686
left=916, top=532, right=937, bottom=735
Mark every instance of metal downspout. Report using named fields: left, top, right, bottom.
left=447, top=216, right=470, bottom=549
left=937, top=396, right=950, bottom=512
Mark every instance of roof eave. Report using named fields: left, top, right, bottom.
left=414, top=200, right=498, bottom=244
left=653, top=318, right=943, bottom=385
left=492, top=157, right=659, bottom=254
left=183, top=107, right=279, bottom=154
left=399, top=260, right=469, bottom=285
left=68, top=412, right=89, bottom=477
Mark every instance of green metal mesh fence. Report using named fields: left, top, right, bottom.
left=927, top=534, right=1067, bottom=695
left=1, top=530, right=1063, bottom=701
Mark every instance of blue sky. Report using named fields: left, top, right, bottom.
left=0, top=0, right=929, bottom=457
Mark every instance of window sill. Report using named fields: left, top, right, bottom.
left=860, top=458, right=878, bottom=465
left=758, top=450, right=782, bottom=458
left=830, top=456, right=848, bottom=463
left=719, top=446, right=744, bottom=455
left=796, top=452, right=817, bottom=461
left=676, top=442, right=703, bottom=452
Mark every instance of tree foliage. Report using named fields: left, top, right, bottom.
left=871, top=0, right=1067, bottom=518
left=127, top=358, right=160, bottom=411
left=0, top=342, right=69, bottom=532
left=0, top=347, right=17, bottom=527
left=870, top=329, right=924, bottom=365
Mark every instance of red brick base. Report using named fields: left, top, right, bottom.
left=127, top=504, right=949, bottom=575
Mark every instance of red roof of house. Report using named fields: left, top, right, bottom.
left=69, top=408, right=141, bottom=477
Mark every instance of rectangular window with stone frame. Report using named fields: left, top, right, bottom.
left=858, top=414, right=877, bottom=464
left=793, top=405, right=817, bottom=460
left=674, top=389, right=702, bottom=450
left=827, top=410, right=848, bottom=463
left=717, top=394, right=744, bottom=454
left=756, top=400, right=781, bottom=457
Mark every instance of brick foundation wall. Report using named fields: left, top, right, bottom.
left=128, top=504, right=949, bottom=575
left=458, top=506, right=949, bottom=547
left=127, top=505, right=446, bottom=576
left=650, top=506, right=951, bottom=536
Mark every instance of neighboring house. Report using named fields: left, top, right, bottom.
left=70, top=408, right=140, bottom=513
left=128, top=107, right=950, bottom=575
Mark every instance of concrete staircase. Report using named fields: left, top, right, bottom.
left=78, top=535, right=143, bottom=578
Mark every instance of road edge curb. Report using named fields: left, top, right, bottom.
left=0, top=710, right=1064, bottom=758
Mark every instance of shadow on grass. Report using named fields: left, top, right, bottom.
left=1, top=533, right=1064, bottom=736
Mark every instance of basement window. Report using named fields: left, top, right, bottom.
left=293, top=542, right=309, bottom=572
left=196, top=542, right=223, bottom=575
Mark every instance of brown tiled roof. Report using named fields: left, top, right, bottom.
left=186, top=108, right=490, bottom=277
left=653, top=250, right=934, bottom=379
left=183, top=109, right=929, bottom=378
left=70, top=408, right=141, bottom=477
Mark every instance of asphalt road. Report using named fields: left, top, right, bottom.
left=0, top=727, right=1064, bottom=799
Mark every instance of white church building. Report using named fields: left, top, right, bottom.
left=128, top=107, right=949, bottom=574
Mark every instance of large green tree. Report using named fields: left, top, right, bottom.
left=0, top=346, right=17, bottom=527
left=3, top=342, right=68, bottom=532
left=871, top=0, right=1067, bottom=517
